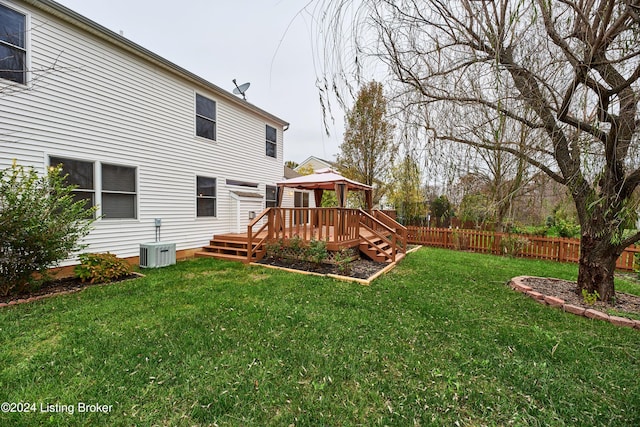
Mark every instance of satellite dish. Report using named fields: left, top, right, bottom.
left=232, top=79, right=250, bottom=100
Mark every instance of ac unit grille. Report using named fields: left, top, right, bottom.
left=139, top=242, right=176, bottom=268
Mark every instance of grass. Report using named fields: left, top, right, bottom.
left=0, top=248, right=638, bottom=426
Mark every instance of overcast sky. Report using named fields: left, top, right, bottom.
left=55, top=0, right=345, bottom=164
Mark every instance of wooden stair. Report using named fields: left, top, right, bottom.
left=359, top=232, right=404, bottom=263
left=195, top=234, right=265, bottom=264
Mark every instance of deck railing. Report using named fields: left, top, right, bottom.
left=272, top=207, right=360, bottom=243
left=247, top=208, right=273, bottom=262
left=247, top=208, right=363, bottom=262
left=246, top=207, right=408, bottom=262
left=373, top=209, right=408, bottom=250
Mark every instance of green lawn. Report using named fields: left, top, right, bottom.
left=0, top=248, right=638, bottom=426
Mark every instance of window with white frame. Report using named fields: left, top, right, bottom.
left=266, top=125, right=277, bottom=158
left=48, top=157, right=136, bottom=219
left=102, top=164, right=137, bottom=219
left=197, top=176, right=216, bottom=217
left=49, top=156, right=95, bottom=214
left=196, top=94, right=216, bottom=140
left=0, top=3, right=27, bottom=84
left=265, top=185, right=277, bottom=208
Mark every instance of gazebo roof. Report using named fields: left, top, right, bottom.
left=276, top=168, right=371, bottom=191
left=277, top=168, right=372, bottom=210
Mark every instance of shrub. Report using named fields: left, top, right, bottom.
left=287, top=235, right=306, bottom=258
left=581, top=289, right=600, bottom=306
left=500, top=236, right=530, bottom=257
left=452, top=231, right=470, bottom=250
left=509, top=224, right=548, bottom=236
left=548, top=218, right=580, bottom=238
left=266, top=237, right=330, bottom=265
left=265, top=239, right=285, bottom=260
left=0, top=162, right=96, bottom=296
left=306, top=239, right=328, bottom=265
left=75, top=253, right=132, bottom=284
left=333, top=248, right=354, bottom=275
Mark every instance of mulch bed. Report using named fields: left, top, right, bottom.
left=256, top=256, right=387, bottom=279
left=0, top=274, right=141, bottom=305
left=521, top=276, right=640, bottom=316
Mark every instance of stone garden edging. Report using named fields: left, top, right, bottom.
left=509, top=276, right=640, bottom=330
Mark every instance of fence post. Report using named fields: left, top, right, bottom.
left=558, top=239, right=564, bottom=262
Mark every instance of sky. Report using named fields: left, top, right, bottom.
left=54, top=0, right=346, bottom=164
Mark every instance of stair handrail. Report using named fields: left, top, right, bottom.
left=373, top=209, right=408, bottom=251
left=247, top=208, right=273, bottom=262
left=358, top=209, right=397, bottom=262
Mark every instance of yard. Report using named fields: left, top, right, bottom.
left=0, top=248, right=638, bottom=426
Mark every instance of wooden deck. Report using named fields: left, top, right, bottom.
left=196, top=208, right=408, bottom=264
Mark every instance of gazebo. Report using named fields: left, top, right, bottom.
left=276, top=168, right=373, bottom=211
left=198, top=168, right=406, bottom=264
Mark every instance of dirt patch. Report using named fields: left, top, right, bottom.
left=521, top=276, right=640, bottom=316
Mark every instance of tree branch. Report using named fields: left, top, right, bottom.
left=435, top=133, right=566, bottom=185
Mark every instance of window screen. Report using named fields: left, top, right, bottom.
left=197, top=176, right=216, bottom=217
left=102, top=164, right=136, bottom=219
left=196, top=94, right=216, bottom=140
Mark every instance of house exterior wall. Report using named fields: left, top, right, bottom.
left=229, top=194, right=265, bottom=233
left=0, top=0, right=287, bottom=264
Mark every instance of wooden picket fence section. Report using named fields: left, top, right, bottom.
left=407, top=227, right=640, bottom=272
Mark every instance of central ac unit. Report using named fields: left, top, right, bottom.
left=139, top=242, right=176, bottom=268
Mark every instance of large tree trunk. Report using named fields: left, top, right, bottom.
left=577, top=235, right=620, bottom=303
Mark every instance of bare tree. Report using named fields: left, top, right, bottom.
left=460, top=103, right=537, bottom=231
left=336, top=80, right=397, bottom=206
left=318, top=0, right=640, bottom=301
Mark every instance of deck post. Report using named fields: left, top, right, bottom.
left=247, top=223, right=253, bottom=263
left=268, top=209, right=274, bottom=241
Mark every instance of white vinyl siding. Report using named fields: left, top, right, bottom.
left=0, top=1, right=286, bottom=264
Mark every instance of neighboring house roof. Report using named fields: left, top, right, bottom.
left=284, top=166, right=302, bottom=179
left=25, top=0, right=289, bottom=128
left=295, top=156, right=336, bottom=172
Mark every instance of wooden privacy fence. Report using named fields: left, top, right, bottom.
left=407, top=226, right=640, bottom=272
